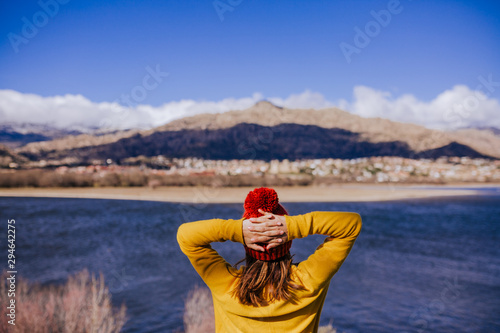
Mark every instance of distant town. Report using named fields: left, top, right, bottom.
left=1, top=156, right=499, bottom=187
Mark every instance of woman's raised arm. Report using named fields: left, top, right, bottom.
left=177, top=218, right=244, bottom=288
left=286, top=211, right=362, bottom=290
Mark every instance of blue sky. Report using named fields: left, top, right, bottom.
left=0, top=0, right=499, bottom=130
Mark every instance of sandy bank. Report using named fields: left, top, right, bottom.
left=0, top=184, right=494, bottom=203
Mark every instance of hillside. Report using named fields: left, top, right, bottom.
left=0, top=123, right=87, bottom=149
left=16, top=124, right=492, bottom=165
left=147, top=101, right=500, bottom=158
left=0, top=144, right=29, bottom=167
left=12, top=101, right=500, bottom=163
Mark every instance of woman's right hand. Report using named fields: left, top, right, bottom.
left=242, top=209, right=288, bottom=251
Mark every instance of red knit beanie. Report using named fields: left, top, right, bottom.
left=242, top=187, right=292, bottom=261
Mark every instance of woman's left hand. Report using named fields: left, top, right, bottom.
left=242, top=209, right=288, bottom=251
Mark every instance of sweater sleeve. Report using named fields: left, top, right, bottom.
left=176, top=217, right=245, bottom=289
left=286, top=211, right=362, bottom=290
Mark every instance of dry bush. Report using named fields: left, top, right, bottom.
left=59, top=173, right=93, bottom=187
left=0, top=169, right=94, bottom=188
left=183, top=286, right=215, bottom=333
left=158, top=175, right=216, bottom=187
left=159, top=174, right=313, bottom=188
left=95, top=172, right=148, bottom=187
left=0, top=171, right=15, bottom=187
left=0, top=268, right=127, bottom=333
left=17, top=169, right=43, bottom=187
left=38, top=171, right=94, bottom=187
left=120, top=172, right=148, bottom=186
left=318, top=323, right=338, bottom=333
left=97, top=173, right=121, bottom=187
left=0, top=169, right=315, bottom=188
left=36, top=170, right=61, bottom=187
left=0, top=169, right=43, bottom=187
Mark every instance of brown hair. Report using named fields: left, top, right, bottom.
left=232, top=253, right=306, bottom=307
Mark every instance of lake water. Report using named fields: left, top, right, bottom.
left=1, top=191, right=499, bottom=332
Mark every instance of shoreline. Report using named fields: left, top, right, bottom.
left=0, top=183, right=496, bottom=203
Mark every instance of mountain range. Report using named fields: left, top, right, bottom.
left=2, top=101, right=500, bottom=166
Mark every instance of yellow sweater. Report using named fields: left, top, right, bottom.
left=177, top=211, right=362, bottom=333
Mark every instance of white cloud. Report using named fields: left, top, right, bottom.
left=338, top=85, right=500, bottom=130
left=0, top=90, right=265, bottom=131
left=131, top=92, right=265, bottom=128
left=1, top=86, right=499, bottom=131
left=269, top=90, right=335, bottom=109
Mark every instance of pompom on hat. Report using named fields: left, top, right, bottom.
left=242, top=187, right=292, bottom=261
